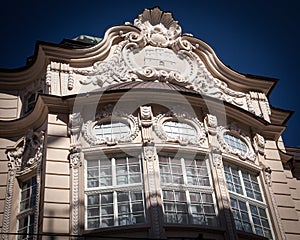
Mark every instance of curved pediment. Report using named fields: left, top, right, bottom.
left=0, top=7, right=279, bottom=122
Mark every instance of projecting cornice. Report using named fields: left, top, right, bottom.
left=0, top=88, right=287, bottom=141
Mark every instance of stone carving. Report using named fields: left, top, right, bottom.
left=67, top=69, right=74, bottom=91
left=264, top=167, right=272, bottom=186
left=69, top=147, right=82, bottom=168
left=140, top=106, right=153, bottom=142
left=6, top=130, right=45, bottom=175
left=3, top=130, right=44, bottom=240
left=69, top=146, right=81, bottom=236
left=68, top=112, right=83, bottom=148
left=205, top=114, right=218, bottom=136
left=134, top=7, right=182, bottom=48
left=153, top=107, right=206, bottom=146
left=253, top=133, right=265, bottom=155
left=73, top=7, right=251, bottom=114
left=217, top=125, right=256, bottom=161
left=82, top=105, right=139, bottom=146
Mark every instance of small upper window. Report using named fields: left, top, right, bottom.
left=93, top=121, right=130, bottom=141
left=224, top=133, right=247, bottom=154
left=162, top=121, right=196, bottom=139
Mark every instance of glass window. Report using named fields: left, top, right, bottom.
left=85, top=156, right=145, bottom=229
left=159, top=154, right=218, bottom=226
left=162, top=121, right=196, bottom=140
left=18, top=176, right=37, bottom=240
left=224, top=133, right=247, bottom=154
left=224, top=163, right=272, bottom=238
left=93, top=121, right=130, bottom=140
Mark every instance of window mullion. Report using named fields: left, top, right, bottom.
left=246, top=201, right=255, bottom=233
left=239, top=169, right=246, bottom=197
left=181, top=157, right=187, bottom=185
left=113, top=191, right=118, bottom=226
left=112, top=157, right=116, bottom=186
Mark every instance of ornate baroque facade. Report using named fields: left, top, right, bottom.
left=0, top=7, right=299, bottom=240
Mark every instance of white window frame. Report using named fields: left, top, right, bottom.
left=224, top=163, right=273, bottom=239
left=17, top=176, right=37, bottom=240
left=158, top=154, right=218, bottom=226
left=84, top=154, right=146, bottom=229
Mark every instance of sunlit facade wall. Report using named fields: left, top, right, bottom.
left=0, top=7, right=299, bottom=240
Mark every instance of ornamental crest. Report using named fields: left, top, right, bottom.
left=74, top=7, right=247, bottom=111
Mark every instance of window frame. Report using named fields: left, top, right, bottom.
left=82, top=115, right=139, bottom=146
left=158, top=153, right=219, bottom=226
left=153, top=115, right=206, bottom=146
left=17, top=176, right=37, bottom=240
left=84, top=154, right=146, bottom=230
left=223, top=162, right=273, bottom=239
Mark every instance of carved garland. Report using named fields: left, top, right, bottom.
left=217, top=125, right=256, bottom=161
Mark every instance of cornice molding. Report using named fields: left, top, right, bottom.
left=0, top=91, right=287, bottom=141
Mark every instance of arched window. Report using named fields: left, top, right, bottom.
left=162, top=121, right=196, bottom=139
left=224, top=133, right=248, bottom=154
left=93, top=121, right=130, bottom=141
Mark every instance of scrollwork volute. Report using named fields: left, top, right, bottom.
left=82, top=105, right=139, bottom=146
left=72, top=7, right=254, bottom=116
left=153, top=107, right=206, bottom=146
left=6, top=130, right=45, bottom=175
left=216, top=124, right=256, bottom=161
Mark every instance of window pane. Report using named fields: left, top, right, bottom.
left=162, top=121, right=197, bottom=140
left=224, top=133, right=248, bottom=154
left=93, top=121, right=130, bottom=140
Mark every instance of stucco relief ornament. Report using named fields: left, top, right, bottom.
left=6, top=130, right=45, bottom=175
left=216, top=124, right=256, bottom=161
left=153, top=106, right=206, bottom=146
left=82, top=105, right=139, bottom=146
left=73, top=7, right=248, bottom=113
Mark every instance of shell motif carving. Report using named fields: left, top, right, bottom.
left=74, top=7, right=250, bottom=115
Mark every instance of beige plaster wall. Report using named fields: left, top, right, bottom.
left=265, top=140, right=300, bottom=237
left=42, top=114, right=71, bottom=234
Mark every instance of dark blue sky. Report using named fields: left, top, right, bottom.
left=0, top=0, right=299, bottom=147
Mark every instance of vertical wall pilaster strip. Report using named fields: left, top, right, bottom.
left=1, top=168, right=14, bottom=240
left=140, top=106, right=165, bottom=239
left=264, top=167, right=286, bottom=240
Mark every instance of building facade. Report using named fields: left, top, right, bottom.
left=0, top=7, right=299, bottom=240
